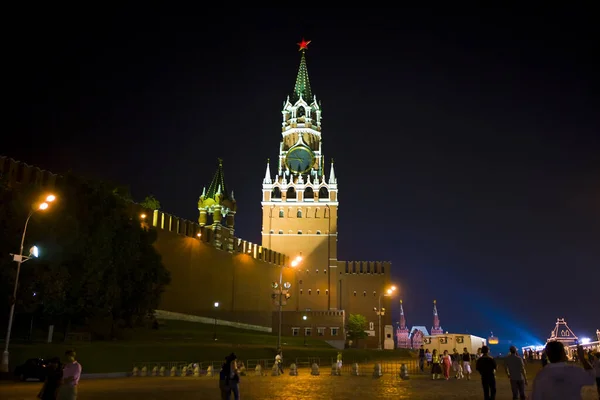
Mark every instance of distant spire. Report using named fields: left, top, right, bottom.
left=431, top=300, right=443, bottom=335
left=205, top=158, right=230, bottom=201
left=399, top=299, right=406, bottom=330
left=328, top=158, right=336, bottom=184
left=292, top=40, right=313, bottom=104
left=263, top=159, right=272, bottom=184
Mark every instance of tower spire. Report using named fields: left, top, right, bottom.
left=431, top=300, right=443, bottom=335
left=399, top=299, right=406, bottom=329
left=292, top=39, right=313, bottom=104
left=328, top=158, right=336, bottom=184
left=396, top=299, right=410, bottom=348
left=263, top=158, right=272, bottom=184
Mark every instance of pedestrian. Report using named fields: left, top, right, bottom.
left=431, top=349, right=442, bottom=380
left=425, top=349, right=432, bottom=367
left=531, top=343, right=595, bottom=400
left=441, top=350, right=452, bottom=380
left=57, top=350, right=81, bottom=400
left=418, top=345, right=426, bottom=372
left=275, top=352, right=283, bottom=374
left=336, top=351, right=343, bottom=370
left=593, top=352, right=600, bottom=399
left=452, top=348, right=463, bottom=379
left=476, top=346, right=497, bottom=400
left=541, top=350, right=548, bottom=367
left=504, top=345, right=527, bottom=400
left=462, top=347, right=472, bottom=380
left=38, top=357, right=62, bottom=400
left=219, top=353, right=240, bottom=400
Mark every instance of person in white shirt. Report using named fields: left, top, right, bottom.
left=531, top=342, right=594, bottom=400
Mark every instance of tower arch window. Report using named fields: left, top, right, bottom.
left=363, top=291, right=367, bottom=297
left=304, top=187, right=314, bottom=200
left=300, top=289, right=303, bottom=295
left=269, top=230, right=274, bottom=234
left=353, top=291, right=357, bottom=297
left=317, top=289, right=320, bottom=295
left=316, top=230, right=321, bottom=235
left=318, top=187, right=329, bottom=199
left=279, top=210, right=284, bottom=218
left=325, top=289, right=329, bottom=295
left=286, top=187, right=297, bottom=199
left=278, top=230, right=283, bottom=234
left=298, top=230, right=302, bottom=235
left=315, top=208, right=320, bottom=218
left=272, top=187, right=282, bottom=199
left=373, top=291, right=377, bottom=296
left=297, top=209, right=302, bottom=218
left=308, top=289, right=312, bottom=295
left=297, top=106, right=305, bottom=117
left=316, top=269, right=319, bottom=274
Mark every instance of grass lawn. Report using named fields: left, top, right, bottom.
left=7, top=319, right=414, bottom=373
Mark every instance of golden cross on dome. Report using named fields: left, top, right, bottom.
left=297, top=38, right=311, bottom=51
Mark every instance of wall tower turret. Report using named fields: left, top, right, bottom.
left=431, top=300, right=444, bottom=335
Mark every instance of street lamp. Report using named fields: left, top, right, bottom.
left=375, top=285, right=397, bottom=351
left=213, top=302, right=219, bottom=340
left=303, top=315, right=308, bottom=346
left=2, top=194, right=56, bottom=372
left=275, top=254, right=302, bottom=352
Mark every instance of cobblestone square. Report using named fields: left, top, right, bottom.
left=3, top=370, right=598, bottom=399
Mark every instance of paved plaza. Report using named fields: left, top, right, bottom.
left=2, top=372, right=599, bottom=400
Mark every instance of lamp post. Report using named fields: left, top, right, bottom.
left=276, top=254, right=302, bottom=352
left=303, top=315, right=308, bottom=346
left=375, top=285, right=396, bottom=351
left=213, top=302, right=219, bottom=340
left=2, top=194, right=56, bottom=373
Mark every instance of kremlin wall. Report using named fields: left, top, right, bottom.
left=0, top=156, right=393, bottom=348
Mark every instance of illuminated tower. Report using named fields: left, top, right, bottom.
left=198, top=158, right=237, bottom=248
left=431, top=300, right=443, bottom=335
left=396, top=299, right=410, bottom=348
left=261, top=39, right=339, bottom=311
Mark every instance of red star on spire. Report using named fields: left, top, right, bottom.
left=297, top=38, right=311, bottom=51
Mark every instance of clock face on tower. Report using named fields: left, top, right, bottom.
left=285, top=146, right=314, bottom=174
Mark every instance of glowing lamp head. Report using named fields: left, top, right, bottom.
left=214, top=302, right=219, bottom=308
left=295, top=255, right=303, bottom=263
left=29, top=246, right=39, bottom=258
left=581, top=337, right=591, bottom=345
left=391, top=286, right=396, bottom=291
left=291, top=260, right=299, bottom=267
left=387, top=289, right=392, bottom=294
left=45, top=194, right=56, bottom=202
left=140, top=213, right=147, bottom=219
left=197, top=233, right=202, bottom=238
left=302, top=315, right=307, bottom=321
left=38, top=202, right=49, bottom=210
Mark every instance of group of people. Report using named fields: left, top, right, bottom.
left=419, top=342, right=600, bottom=400
left=419, top=345, right=476, bottom=380
left=37, top=350, right=82, bottom=400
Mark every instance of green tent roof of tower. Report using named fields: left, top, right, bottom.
left=205, top=158, right=229, bottom=200
left=291, top=50, right=313, bottom=104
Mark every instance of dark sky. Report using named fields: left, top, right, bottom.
left=6, top=8, right=599, bottom=346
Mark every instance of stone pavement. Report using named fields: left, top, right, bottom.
left=2, top=373, right=598, bottom=400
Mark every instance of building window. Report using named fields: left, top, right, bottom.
left=316, top=230, right=321, bottom=235
left=316, top=269, right=319, bottom=274
left=278, top=230, right=283, bottom=234
left=279, top=210, right=284, bottom=218
left=353, top=291, right=356, bottom=296
left=331, top=327, right=339, bottom=336
left=287, top=187, right=297, bottom=199
left=300, top=289, right=303, bottom=295
left=272, top=187, right=282, bottom=199
left=269, top=230, right=274, bottom=234
left=298, top=230, right=302, bottom=235
left=369, top=322, right=374, bottom=330
left=324, top=269, right=327, bottom=274
left=292, top=328, right=299, bottom=337
left=363, top=291, right=366, bottom=297
left=317, top=289, right=320, bottom=295
left=308, top=289, right=312, bottom=295
left=297, top=209, right=302, bottom=218
left=373, top=291, right=377, bottom=297
left=317, top=327, right=325, bottom=336
left=325, top=289, right=329, bottom=295
left=305, top=328, right=312, bottom=336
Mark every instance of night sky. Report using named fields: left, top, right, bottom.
left=6, top=9, right=599, bottom=347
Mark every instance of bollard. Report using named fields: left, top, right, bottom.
left=132, top=366, right=139, bottom=377
left=159, top=366, right=166, bottom=377
left=289, top=363, right=298, bottom=376
left=181, top=365, right=188, bottom=376
left=311, top=363, right=320, bottom=376
left=331, top=363, right=340, bottom=376
left=170, top=366, right=177, bottom=377
left=193, top=364, right=200, bottom=377
left=351, top=363, right=360, bottom=376
left=255, top=365, right=262, bottom=376
left=238, top=362, right=246, bottom=376
left=271, top=363, right=280, bottom=376
left=152, top=366, right=158, bottom=377
left=141, top=366, right=148, bottom=376
left=206, top=365, right=214, bottom=377
left=400, top=363, right=409, bottom=380
left=373, top=363, right=383, bottom=378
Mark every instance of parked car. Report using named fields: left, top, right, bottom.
left=14, top=358, right=47, bottom=381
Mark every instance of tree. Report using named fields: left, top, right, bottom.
left=346, top=313, right=369, bottom=347
left=0, top=173, right=171, bottom=339
left=140, top=195, right=160, bottom=210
